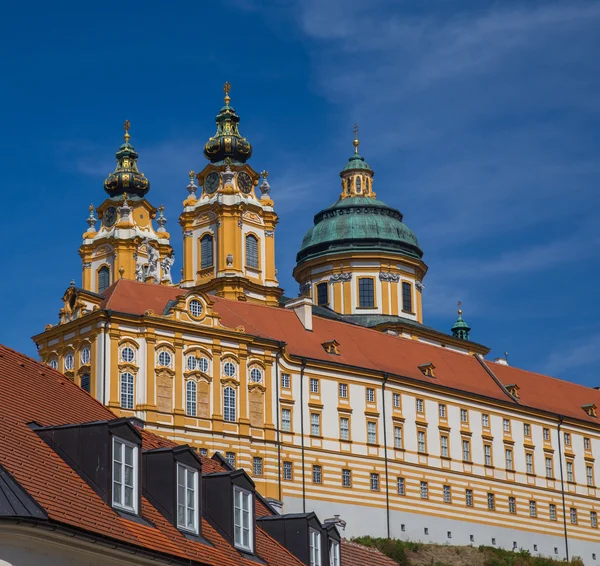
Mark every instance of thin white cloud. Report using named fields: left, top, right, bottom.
left=541, top=333, right=600, bottom=377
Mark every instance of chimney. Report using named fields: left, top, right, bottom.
left=493, top=358, right=509, bottom=366
left=285, top=296, right=313, bottom=331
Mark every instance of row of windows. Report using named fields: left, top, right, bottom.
left=314, top=279, right=414, bottom=311
left=49, top=347, right=91, bottom=371
left=199, top=234, right=260, bottom=270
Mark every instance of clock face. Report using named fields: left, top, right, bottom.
left=204, top=172, right=220, bottom=194
left=238, top=171, right=252, bottom=194
left=104, top=206, right=117, bottom=227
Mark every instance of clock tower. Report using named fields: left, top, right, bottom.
left=179, top=83, right=281, bottom=305
left=79, top=121, right=174, bottom=293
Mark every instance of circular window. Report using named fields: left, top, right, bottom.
left=80, top=347, right=91, bottom=365
left=223, top=361, right=236, bottom=377
left=121, top=347, right=135, bottom=363
left=189, top=299, right=203, bottom=318
left=250, top=368, right=263, bottom=383
left=158, top=351, right=172, bottom=367
left=49, top=359, right=58, bottom=370
left=198, top=357, right=209, bottom=373
left=186, top=356, right=197, bottom=371
left=64, top=353, right=74, bottom=371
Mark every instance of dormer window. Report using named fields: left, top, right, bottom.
left=506, top=384, right=520, bottom=398
left=309, top=528, right=322, bottom=566
left=233, top=486, right=253, bottom=552
left=322, top=340, right=340, bottom=355
left=177, top=463, right=199, bottom=534
left=330, top=540, right=340, bottom=566
left=112, top=437, right=138, bottom=514
left=418, top=363, right=435, bottom=378
left=583, top=404, right=597, bottom=417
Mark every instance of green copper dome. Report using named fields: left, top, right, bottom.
left=296, top=196, right=423, bottom=263
left=341, top=153, right=373, bottom=173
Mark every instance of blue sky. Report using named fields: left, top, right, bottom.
left=1, top=0, right=599, bottom=385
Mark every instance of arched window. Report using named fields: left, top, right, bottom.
left=356, top=176, right=362, bottom=192
left=250, top=368, right=263, bottom=383
left=157, top=351, right=172, bottom=367
left=200, top=234, right=213, bottom=269
left=81, top=373, right=91, bottom=393
left=49, top=358, right=58, bottom=370
left=186, top=355, right=197, bottom=371
left=223, top=361, right=237, bottom=377
left=80, top=346, right=91, bottom=365
left=224, top=387, right=236, bottom=422
left=120, top=372, right=134, bottom=409
left=64, top=353, right=74, bottom=371
left=98, top=266, right=110, bottom=293
left=186, top=381, right=197, bottom=416
left=120, top=346, right=135, bottom=363
left=245, top=235, right=259, bottom=269
left=198, top=357, right=209, bottom=373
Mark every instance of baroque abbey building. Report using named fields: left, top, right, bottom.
left=34, top=85, right=600, bottom=564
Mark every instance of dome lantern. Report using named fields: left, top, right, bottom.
left=339, top=125, right=375, bottom=199
left=451, top=302, right=471, bottom=340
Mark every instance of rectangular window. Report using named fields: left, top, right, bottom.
left=523, top=423, right=531, bottom=437
left=370, top=473, right=380, bottom=491
left=281, top=373, right=290, bottom=388
left=316, top=282, right=328, bottom=306
left=311, top=413, right=320, bottom=436
left=401, top=281, right=412, bottom=312
left=245, top=235, right=259, bottom=269
left=543, top=428, right=550, bottom=442
left=465, top=489, right=473, bottom=507
left=545, top=457, right=553, bottom=478
left=393, top=393, right=401, bottom=408
left=177, top=463, right=198, bottom=533
left=440, top=435, right=449, bottom=458
left=503, top=418, right=511, bottom=433
left=443, top=485, right=451, bottom=503
left=439, top=404, right=446, bottom=418
left=367, top=421, right=377, bottom=444
left=564, top=433, right=571, bottom=446
left=509, top=496, right=516, bottom=514
left=584, top=437, right=591, bottom=451
left=200, top=234, right=214, bottom=268
left=394, top=426, right=403, bottom=449
left=462, top=439, right=471, bottom=462
left=526, top=453, right=534, bottom=474
left=234, top=487, right=253, bottom=552
left=416, top=398, right=424, bottom=413
left=550, top=504, right=557, bottom=521
left=482, top=414, right=490, bottom=428
left=310, top=378, right=319, bottom=393
left=283, top=461, right=293, bottom=481
left=226, top=452, right=236, bottom=468
left=397, top=477, right=405, bottom=495
left=366, top=388, right=375, bottom=403
left=253, top=457, right=263, bottom=476
left=417, top=430, right=426, bottom=453
left=460, top=409, right=468, bottom=423
left=358, top=278, right=375, bottom=308
left=309, top=528, right=322, bottom=566
left=567, top=461, right=574, bottom=482
left=313, top=465, right=322, bottom=484
left=487, top=493, right=495, bottom=510
left=571, top=507, right=577, bottom=525
left=330, top=540, right=341, bottom=566
left=112, top=438, right=137, bottom=513
left=340, top=417, right=350, bottom=441
left=529, top=500, right=537, bottom=518
left=505, top=449, right=513, bottom=471
left=420, top=481, right=428, bottom=499
left=587, top=465, right=594, bottom=486
left=339, top=383, right=348, bottom=398
left=591, top=511, right=598, bottom=528
left=342, top=469, right=352, bottom=488
left=281, top=408, right=291, bottom=432
left=484, top=444, right=492, bottom=466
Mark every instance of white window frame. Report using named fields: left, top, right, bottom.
left=281, top=408, right=291, bottom=432
left=567, top=461, right=574, bottom=482
left=503, top=418, right=511, bottom=433
left=443, top=485, right=451, bottom=503
left=198, top=357, right=209, bottom=373
left=546, top=457, right=553, bottom=478
left=189, top=299, right=203, bottom=318
left=112, top=437, right=138, bottom=514
left=329, top=540, right=340, bottom=566
left=529, top=500, right=537, bottom=518
left=121, top=346, right=135, bottom=363
left=465, top=489, right=473, bottom=507
left=482, top=414, right=489, bottom=428
left=393, top=393, right=400, bottom=408
left=233, top=486, right=253, bottom=552
left=283, top=461, right=293, bottom=480
left=441, top=435, right=449, bottom=458
left=417, top=430, right=426, bottom=453
left=420, top=481, right=428, bottom=499
left=120, top=372, right=135, bottom=410
left=311, top=413, right=320, bottom=436
left=223, top=361, right=237, bottom=377
left=310, top=378, right=319, bottom=393
left=394, top=426, right=403, bottom=449
left=550, top=503, right=557, bottom=521
left=223, top=386, right=236, bottom=422
left=543, top=428, right=550, bottom=442
left=249, top=368, right=263, bottom=383
left=281, top=373, right=290, bottom=388
left=157, top=350, right=172, bottom=368
left=416, top=398, right=424, bottom=413
left=366, top=388, right=375, bottom=403
left=438, top=404, right=446, bottom=418
left=186, top=380, right=197, bottom=416
left=253, top=457, right=263, bottom=476
left=342, top=469, right=351, bottom=487
left=462, top=439, right=471, bottom=462
left=509, top=496, right=516, bottom=514
left=370, top=472, right=379, bottom=491
left=176, top=463, right=199, bottom=534
left=526, top=453, right=533, bottom=474
left=340, top=417, right=349, bottom=441
left=309, top=528, right=322, bottom=566
left=64, top=352, right=74, bottom=371
left=80, top=346, right=91, bottom=365
left=484, top=444, right=492, bottom=466
left=367, top=421, right=377, bottom=444
left=339, top=383, right=348, bottom=398
left=460, top=409, right=468, bottom=423
left=313, top=465, right=322, bottom=484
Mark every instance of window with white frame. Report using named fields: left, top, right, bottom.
left=49, top=357, right=58, bottom=370
left=112, top=437, right=137, bottom=513
left=584, top=437, right=591, bottom=450
left=311, top=413, right=321, bottom=436
left=397, top=477, right=405, bottom=495
left=417, top=430, right=426, bottom=453
left=283, top=461, right=293, bottom=480
left=546, top=457, right=553, bottom=478
left=370, top=472, right=379, bottom=491
left=420, top=481, right=428, bottom=499
left=465, top=489, right=473, bottom=507
left=462, top=439, right=471, bottom=462
left=80, top=346, right=91, bottom=365
left=309, top=528, right=322, bottom=566
left=245, top=235, right=259, bottom=269
left=460, top=409, right=468, bottom=423
left=570, top=507, right=577, bottom=524
left=120, top=372, right=134, bottom=409
left=157, top=350, right=172, bottom=367
left=587, top=465, right=594, bottom=486
left=441, top=435, right=449, bottom=458
left=482, top=414, right=490, bottom=428
left=223, top=361, right=236, bottom=377
left=310, top=378, right=319, bottom=393
left=567, top=461, right=574, bottom=482
left=282, top=408, right=291, bottom=432
left=330, top=540, right=340, bottom=566
left=505, top=449, right=513, bottom=471
left=177, top=463, right=198, bottom=533
left=233, top=487, right=253, bottom=552
left=186, top=355, right=198, bottom=371
left=366, top=388, right=375, bottom=403
left=443, top=485, right=451, bottom=503
left=121, top=346, right=135, bottom=363
left=313, top=465, right=322, bottom=484
left=503, top=418, right=510, bottom=433
left=394, top=426, right=403, bottom=449
left=342, top=469, right=351, bottom=487
left=186, top=381, right=197, bottom=416
left=64, top=352, right=74, bottom=371
left=281, top=373, right=290, bottom=388
left=509, top=496, right=516, bottom=514
left=487, top=493, right=495, bottom=510
left=249, top=368, right=263, bottom=383
left=339, top=383, right=348, bottom=398
left=253, top=457, right=263, bottom=476
left=198, top=357, right=209, bottom=373
left=340, top=417, right=349, bottom=440
left=226, top=452, right=236, bottom=468
left=591, top=511, right=598, bottom=528
left=526, top=453, right=534, bottom=474
left=484, top=444, right=492, bottom=466
left=416, top=398, right=424, bottom=413
left=550, top=503, right=557, bottom=521
left=223, top=386, right=236, bottom=422
left=543, top=428, right=550, bottom=442
left=189, top=299, right=203, bottom=318
left=367, top=421, right=377, bottom=444
left=439, top=404, right=446, bottom=418
left=564, top=432, right=571, bottom=446
left=393, top=393, right=401, bottom=408
left=529, top=500, right=537, bottom=517
left=524, top=423, right=531, bottom=436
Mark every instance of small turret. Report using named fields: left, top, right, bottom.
left=451, top=302, right=471, bottom=340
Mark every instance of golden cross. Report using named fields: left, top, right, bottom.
left=457, top=300, right=462, bottom=314
left=124, top=119, right=131, bottom=142
left=224, top=81, right=231, bottom=104
left=353, top=123, right=359, bottom=154
left=189, top=170, right=195, bottom=179
left=261, top=170, right=269, bottom=178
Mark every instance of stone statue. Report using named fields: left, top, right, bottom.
left=146, top=241, right=159, bottom=282
left=161, top=254, right=175, bottom=283
left=135, top=260, right=145, bottom=282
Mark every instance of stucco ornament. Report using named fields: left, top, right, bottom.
left=161, top=254, right=175, bottom=283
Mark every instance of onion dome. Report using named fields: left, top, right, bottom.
left=203, top=82, right=252, bottom=164
left=451, top=303, right=471, bottom=340
left=104, top=121, right=150, bottom=197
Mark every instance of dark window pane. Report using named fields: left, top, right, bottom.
left=358, top=278, right=374, bottom=308
left=201, top=235, right=213, bottom=268
left=402, top=282, right=412, bottom=312
left=316, top=283, right=328, bottom=306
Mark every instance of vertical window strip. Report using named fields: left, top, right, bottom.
left=245, top=235, right=259, bottom=269
left=200, top=234, right=214, bottom=268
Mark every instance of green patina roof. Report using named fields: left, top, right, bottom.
left=452, top=312, right=471, bottom=331
left=296, top=196, right=423, bottom=264
left=341, top=153, right=373, bottom=173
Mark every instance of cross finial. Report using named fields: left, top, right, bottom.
left=124, top=120, right=131, bottom=143
left=158, top=204, right=164, bottom=215
left=457, top=300, right=462, bottom=315
left=224, top=81, right=231, bottom=105
left=261, top=170, right=269, bottom=178
left=353, top=123, right=359, bottom=154
left=189, top=170, right=195, bottom=180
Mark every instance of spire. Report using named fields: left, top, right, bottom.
left=339, top=125, right=375, bottom=199
left=353, top=124, right=360, bottom=154
left=451, top=301, right=471, bottom=340
left=104, top=121, right=150, bottom=198
left=203, top=83, right=252, bottom=164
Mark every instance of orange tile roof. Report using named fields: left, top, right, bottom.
left=0, top=343, right=302, bottom=566
left=341, top=539, right=398, bottom=566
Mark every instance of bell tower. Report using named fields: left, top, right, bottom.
left=179, top=84, right=281, bottom=305
left=79, top=121, right=174, bottom=293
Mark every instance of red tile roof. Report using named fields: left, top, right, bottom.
left=0, top=343, right=302, bottom=566
left=341, top=539, right=398, bottom=566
